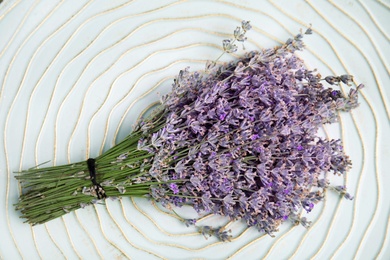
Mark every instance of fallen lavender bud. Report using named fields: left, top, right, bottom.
left=197, top=225, right=232, bottom=242
left=183, top=218, right=197, bottom=227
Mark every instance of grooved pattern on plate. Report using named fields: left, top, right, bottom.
left=0, top=0, right=389, bottom=259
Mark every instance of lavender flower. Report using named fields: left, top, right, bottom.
left=183, top=218, right=197, bottom=227
left=223, top=39, right=238, bottom=53
left=145, top=26, right=362, bottom=235
left=169, top=183, right=179, bottom=194
left=16, top=22, right=362, bottom=240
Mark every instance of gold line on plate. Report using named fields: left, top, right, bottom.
left=377, top=0, right=390, bottom=9
left=303, top=2, right=383, bottom=258
left=329, top=113, right=365, bottom=259
left=84, top=40, right=217, bottom=156
left=1, top=0, right=74, bottom=153
left=226, top=234, right=267, bottom=259
left=0, top=0, right=40, bottom=59
left=130, top=198, right=234, bottom=252
left=110, top=58, right=200, bottom=145
left=358, top=0, right=390, bottom=41
left=2, top=1, right=48, bottom=258
left=105, top=202, right=166, bottom=259
left=120, top=200, right=204, bottom=251
left=375, top=213, right=390, bottom=259
left=96, top=42, right=216, bottom=150
left=24, top=0, right=92, bottom=258
left=10, top=0, right=92, bottom=167
left=93, top=205, right=131, bottom=259
left=2, top=0, right=133, bottom=114
left=27, top=0, right=122, bottom=163
left=59, top=3, right=146, bottom=256
left=0, top=2, right=45, bottom=101
left=61, top=217, right=83, bottom=259
left=353, top=91, right=381, bottom=258
left=57, top=2, right=140, bottom=256
left=74, top=211, right=103, bottom=259
left=151, top=201, right=180, bottom=220
left=0, top=0, right=22, bottom=20
left=18, top=1, right=137, bottom=254
left=263, top=225, right=296, bottom=260
left=44, top=224, right=66, bottom=258
left=151, top=200, right=227, bottom=229
left=329, top=82, right=367, bottom=258
left=5, top=0, right=66, bottom=256
left=31, top=226, right=43, bottom=259
left=329, top=0, right=390, bottom=69
left=134, top=101, right=164, bottom=127
left=132, top=198, right=199, bottom=237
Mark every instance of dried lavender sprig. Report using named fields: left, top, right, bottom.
left=207, top=20, right=252, bottom=73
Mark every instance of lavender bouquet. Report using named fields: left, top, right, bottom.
left=15, top=21, right=362, bottom=239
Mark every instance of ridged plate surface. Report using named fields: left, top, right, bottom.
left=0, top=0, right=389, bottom=259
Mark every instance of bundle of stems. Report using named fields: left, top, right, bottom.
left=15, top=107, right=166, bottom=224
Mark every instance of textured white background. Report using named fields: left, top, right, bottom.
left=0, top=0, right=389, bottom=259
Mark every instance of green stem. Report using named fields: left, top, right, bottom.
left=14, top=109, right=170, bottom=225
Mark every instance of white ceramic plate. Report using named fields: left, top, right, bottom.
left=0, top=0, right=389, bottom=259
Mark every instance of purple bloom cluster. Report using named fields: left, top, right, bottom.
left=139, top=28, right=363, bottom=236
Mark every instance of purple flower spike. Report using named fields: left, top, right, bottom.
left=331, top=90, right=339, bottom=96
left=251, top=134, right=260, bottom=140
left=169, top=183, right=179, bottom=194
left=219, top=113, right=227, bottom=121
